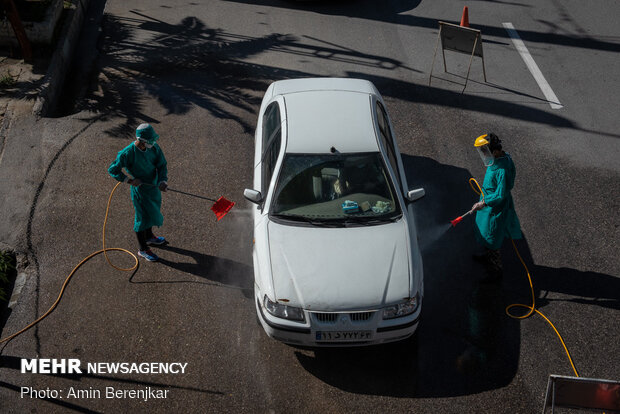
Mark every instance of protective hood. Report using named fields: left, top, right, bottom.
left=266, top=220, right=412, bottom=311
left=136, top=123, right=160, bottom=145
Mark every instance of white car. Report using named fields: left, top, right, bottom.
left=244, top=78, right=425, bottom=346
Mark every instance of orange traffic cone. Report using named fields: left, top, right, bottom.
left=460, top=6, right=470, bottom=27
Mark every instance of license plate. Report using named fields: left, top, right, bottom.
left=315, top=331, right=372, bottom=342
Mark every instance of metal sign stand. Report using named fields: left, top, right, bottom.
left=429, top=21, right=486, bottom=93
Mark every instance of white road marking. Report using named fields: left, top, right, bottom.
left=503, top=22, right=563, bottom=109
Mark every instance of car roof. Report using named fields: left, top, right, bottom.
left=272, top=79, right=381, bottom=154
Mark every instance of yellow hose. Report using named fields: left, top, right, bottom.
left=469, top=178, right=579, bottom=377
left=1, top=182, right=138, bottom=344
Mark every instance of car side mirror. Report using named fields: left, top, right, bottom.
left=406, top=188, right=425, bottom=202
left=244, top=189, right=263, bottom=204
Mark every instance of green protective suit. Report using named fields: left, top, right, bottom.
left=474, top=153, right=522, bottom=250
left=108, top=143, right=168, bottom=232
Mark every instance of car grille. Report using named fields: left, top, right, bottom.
left=314, top=313, right=338, bottom=323
left=349, top=312, right=373, bottom=322
left=312, top=312, right=375, bottom=324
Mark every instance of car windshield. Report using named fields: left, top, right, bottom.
left=270, top=153, right=401, bottom=222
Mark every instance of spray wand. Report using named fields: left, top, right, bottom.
left=142, top=183, right=235, bottom=221
left=451, top=178, right=485, bottom=227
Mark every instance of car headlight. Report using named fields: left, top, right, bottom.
left=264, top=295, right=305, bottom=322
left=382, top=293, right=420, bottom=319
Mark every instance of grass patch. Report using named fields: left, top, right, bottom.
left=0, top=72, right=17, bottom=89
left=0, top=250, right=16, bottom=304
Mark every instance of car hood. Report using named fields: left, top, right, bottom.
left=267, top=220, right=412, bottom=311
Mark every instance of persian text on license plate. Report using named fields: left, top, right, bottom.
left=315, top=331, right=372, bottom=341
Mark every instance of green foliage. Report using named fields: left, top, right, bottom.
left=0, top=73, right=17, bottom=89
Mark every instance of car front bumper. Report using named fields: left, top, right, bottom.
left=255, top=297, right=420, bottom=347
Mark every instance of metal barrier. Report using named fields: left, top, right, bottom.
left=542, top=375, right=620, bottom=413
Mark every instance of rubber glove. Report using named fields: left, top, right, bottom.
left=471, top=201, right=485, bottom=212
left=159, top=181, right=168, bottom=192
left=128, top=178, right=142, bottom=187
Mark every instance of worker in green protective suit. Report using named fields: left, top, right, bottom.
left=470, top=133, right=522, bottom=281
left=108, top=123, right=169, bottom=262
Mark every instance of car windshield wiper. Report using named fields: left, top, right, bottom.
left=271, top=214, right=344, bottom=227
left=339, top=214, right=402, bottom=226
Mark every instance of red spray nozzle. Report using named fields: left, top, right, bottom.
left=450, top=209, right=473, bottom=227
left=211, top=196, right=235, bottom=221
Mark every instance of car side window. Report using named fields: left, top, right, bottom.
left=376, top=102, right=402, bottom=188
left=262, top=102, right=282, bottom=196
left=263, top=130, right=281, bottom=195
left=262, top=102, right=281, bottom=151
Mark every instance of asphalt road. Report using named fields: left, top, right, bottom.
left=1, top=0, right=619, bottom=412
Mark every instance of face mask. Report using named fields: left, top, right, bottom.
left=138, top=139, right=153, bottom=149
left=476, top=144, right=494, bottom=167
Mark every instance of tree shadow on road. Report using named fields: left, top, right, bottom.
left=346, top=71, right=619, bottom=138
left=66, top=11, right=607, bottom=139
left=73, top=11, right=411, bottom=136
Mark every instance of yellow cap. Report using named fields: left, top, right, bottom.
left=474, top=134, right=489, bottom=147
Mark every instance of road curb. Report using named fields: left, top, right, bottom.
left=33, top=0, right=91, bottom=117
left=0, top=105, right=12, bottom=165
